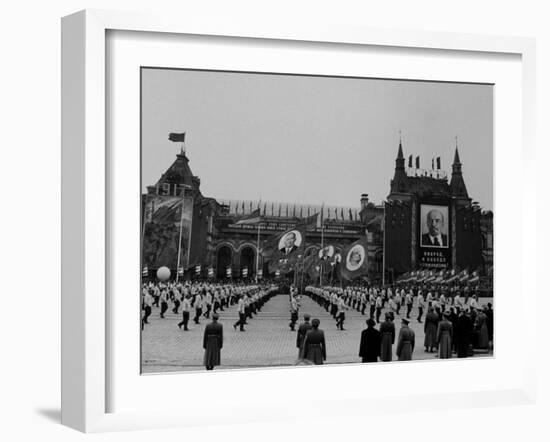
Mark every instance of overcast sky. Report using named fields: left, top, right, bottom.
left=141, top=69, right=493, bottom=210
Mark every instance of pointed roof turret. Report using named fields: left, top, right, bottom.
left=450, top=138, right=469, bottom=199
left=453, top=146, right=461, bottom=165
left=151, top=150, right=201, bottom=196
left=391, top=136, right=407, bottom=194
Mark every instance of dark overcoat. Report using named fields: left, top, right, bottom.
left=203, top=321, right=223, bottom=367
left=359, top=327, right=381, bottom=362
left=396, top=326, right=415, bottom=361
left=297, top=321, right=313, bottom=351
left=485, top=308, right=494, bottom=342
left=379, top=320, right=395, bottom=362
left=302, top=328, right=326, bottom=365
left=456, top=314, right=472, bottom=358
left=475, top=312, right=489, bottom=349
left=424, top=311, right=439, bottom=349
left=437, top=319, right=453, bottom=359
left=449, top=311, right=459, bottom=348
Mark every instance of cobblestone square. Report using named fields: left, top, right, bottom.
left=142, top=293, right=493, bottom=373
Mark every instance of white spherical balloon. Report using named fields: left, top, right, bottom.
left=156, top=266, right=171, bottom=282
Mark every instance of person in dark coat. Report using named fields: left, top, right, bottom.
left=448, top=307, right=459, bottom=353
left=296, top=314, right=313, bottom=357
left=359, top=318, right=381, bottom=363
left=437, top=312, right=453, bottom=359
left=379, top=313, right=396, bottom=362
left=424, top=307, right=439, bottom=352
left=396, top=318, right=415, bottom=361
left=474, top=309, right=489, bottom=350
left=203, top=313, right=223, bottom=370
left=456, top=309, right=472, bottom=358
left=485, top=303, right=494, bottom=344
left=302, top=318, right=326, bottom=365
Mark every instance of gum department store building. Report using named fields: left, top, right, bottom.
left=141, top=142, right=493, bottom=283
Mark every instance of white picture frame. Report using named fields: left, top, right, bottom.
left=61, top=9, right=537, bottom=433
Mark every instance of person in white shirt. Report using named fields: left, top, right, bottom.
left=375, top=295, right=383, bottom=323
left=193, top=293, right=203, bottom=324
left=405, top=291, right=413, bottom=319
left=177, top=295, right=192, bottom=331
left=233, top=295, right=247, bottom=331
left=203, top=291, right=213, bottom=319
left=469, top=295, right=479, bottom=311
left=454, top=292, right=462, bottom=308
left=360, top=291, right=368, bottom=315
left=369, top=292, right=376, bottom=319
left=289, top=296, right=299, bottom=331
left=440, top=293, right=447, bottom=313
left=171, top=286, right=181, bottom=314
left=417, top=292, right=425, bottom=323
left=426, top=291, right=433, bottom=307
left=159, top=288, right=169, bottom=318
left=335, top=296, right=348, bottom=330
left=142, top=289, right=153, bottom=329
left=395, top=291, right=402, bottom=315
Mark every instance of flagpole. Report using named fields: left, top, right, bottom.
left=176, top=192, right=186, bottom=283
left=382, top=202, right=386, bottom=287
left=299, top=219, right=306, bottom=294
left=256, top=222, right=261, bottom=283
left=319, top=203, right=324, bottom=287
left=141, top=194, right=152, bottom=279
left=256, top=196, right=261, bottom=283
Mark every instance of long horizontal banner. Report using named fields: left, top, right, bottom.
left=225, top=222, right=362, bottom=235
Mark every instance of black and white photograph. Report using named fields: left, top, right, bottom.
left=420, top=204, right=449, bottom=248
left=140, top=68, right=494, bottom=373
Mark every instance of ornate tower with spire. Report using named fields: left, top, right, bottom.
left=384, top=136, right=483, bottom=279
left=390, top=139, right=408, bottom=195
left=449, top=144, right=470, bottom=203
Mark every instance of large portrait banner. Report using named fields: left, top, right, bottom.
left=142, top=195, right=194, bottom=272
left=419, top=204, right=450, bottom=269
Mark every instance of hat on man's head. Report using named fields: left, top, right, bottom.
left=212, top=313, right=219, bottom=320
left=304, top=314, right=311, bottom=320
left=366, top=318, right=376, bottom=327
left=401, top=318, right=410, bottom=324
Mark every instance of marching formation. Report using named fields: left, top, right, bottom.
left=141, top=279, right=493, bottom=371
left=305, top=283, right=493, bottom=362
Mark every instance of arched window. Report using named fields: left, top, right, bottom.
left=240, top=247, right=256, bottom=277
left=216, top=246, right=233, bottom=278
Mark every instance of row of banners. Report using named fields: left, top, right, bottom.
left=143, top=208, right=370, bottom=282
left=396, top=268, right=481, bottom=285
left=236, top=210, right=370, bottom=282
left=143, top=265, right=260, bottom=279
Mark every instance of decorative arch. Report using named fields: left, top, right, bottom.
left=239, top=246, right=256, bottom=276
left=216, top=245, right=234, bottom=278
left=236, top=242, right=258, bottom=253
left=215, top=241, right=238, bottom=254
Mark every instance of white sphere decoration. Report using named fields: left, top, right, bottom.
left=156, top=266, right=171, bottom=282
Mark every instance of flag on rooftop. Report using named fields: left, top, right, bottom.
left=168, top=132, right=186, bottom=143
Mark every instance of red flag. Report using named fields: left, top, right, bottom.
left=168, top=132, right=186, bottom=142
left=295, top=212, right=319, bottom=231
left=234, top=208, right=261, bottom=225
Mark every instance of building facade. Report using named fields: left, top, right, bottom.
left=384, top=141, right=486, bottom=281
left=142, top=142, right=492, bottom=283
left=141, top=150, right=383, bottom=281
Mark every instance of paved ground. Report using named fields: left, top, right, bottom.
left=141, top=293, right=493, bottom=373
